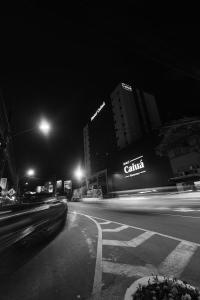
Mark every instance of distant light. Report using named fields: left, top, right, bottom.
left=121, top=83, right=132, bottom=91
left=26, top=169, right=35, bottom=177
left=38, top=119, right=51, bottom=135
left=74, top=166, right=84, bottom=181
left=25, top=182, right=28, bottom=185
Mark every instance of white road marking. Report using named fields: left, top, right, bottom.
left=155, top=213, right=200, bottom=219
left=98, top=221, right=111, bottom=225
left=158, top=241, right=198, bottom=277
left=103, top=261, right=157, bottom=277
left=70, top=212, right=200, bottom=298
left=102, top=225, right=129, bottom=232
left=72, top=212, right=102, bottom=299
left=89, top=215, right=200, bottom=247
left=103, top=231, right=155, bottom=247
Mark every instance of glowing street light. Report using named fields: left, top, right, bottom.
left=38, top=119, right=51, bottom=136
left=74, top=166, right=84, bottom=181
left=26, top=169, right=35, bottom=177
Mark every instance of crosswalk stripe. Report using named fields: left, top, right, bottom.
left=103, top=231, right=155, bottom=247
left=158, top=241, right=198, bottom=277
left=102, top=225, right=129, bottom=232
left=103, top=261, right=157, bottom=277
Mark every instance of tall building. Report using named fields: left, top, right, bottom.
left=83, top=99, right=116, bottom=193
left=110, top=83, right=161, bottom=149
left=83, top=124, right=91, bottom=178
left=83, top=82, right=171, bottom=195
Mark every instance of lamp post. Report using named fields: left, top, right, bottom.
left=1, top=117, right=52, bottom=189
left=13, top=118, right=51, bottom=138
left=17, top=168, right=36, bottom=199
left=26, top=169, right=35, bottom=177
left=74, top=166, right=85, bottom=199
left=74, top=166, right=85, bottom=182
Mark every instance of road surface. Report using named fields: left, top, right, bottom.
left=0, top=200, right=200, bottom=299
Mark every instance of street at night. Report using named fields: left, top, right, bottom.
left=1, top=2, right=200, bottom=300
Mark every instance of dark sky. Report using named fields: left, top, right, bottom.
left=0, top=1, right=200, bottom=181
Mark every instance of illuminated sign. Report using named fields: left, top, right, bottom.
left=36, top=186, right=42, bottom=193
left=91, top=101, right=106, bottom=121
left=0, top=178, right=7, bottom=190
left=64, top=180, right=72, bottom=191
left=49, top=185, right=53, bottom=193
left=56, top=180, right=62, bottom=189
left=123, top=155, right=146, bottom=178
left=121, top=83, right=132, bottom=91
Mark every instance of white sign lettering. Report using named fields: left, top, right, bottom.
left=123, top=155, right=146, bottom=178
left=91, top=102, right=106, bottom=121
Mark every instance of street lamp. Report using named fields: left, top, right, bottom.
left=38, top=119, right=51, bottom=136
left=26, top=168, right=35, bottom=177
left=13, top=118, right=51, bottom=137
left=74, top=166, right=84, bottom=181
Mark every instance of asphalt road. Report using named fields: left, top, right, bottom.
left=0, top=201, right=200, bottom=300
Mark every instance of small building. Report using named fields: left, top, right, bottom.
left=156, top=117, right=200, bottom=191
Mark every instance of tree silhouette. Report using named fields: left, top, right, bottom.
left=156, top=117, right=200, bottom=156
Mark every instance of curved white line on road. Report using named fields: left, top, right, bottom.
left=102, top=225, right=129, bottom=232
left=85, top=214, right=200, bottom=247
left=72, top=212, right=102, bottom=299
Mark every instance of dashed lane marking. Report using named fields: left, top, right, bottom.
left=102, top=225, right=129, bottom=232
left=103, top=231, right=155, bottom=247
left=158, top=241, right=198, bottom=277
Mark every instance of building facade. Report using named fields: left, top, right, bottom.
left=110, top=83, right=161, bottom=149
left=0, top=89, right=17, bottom=191
left=83, top=82, right=172, bottom=195
left=156, top=117, right=200, bottom=191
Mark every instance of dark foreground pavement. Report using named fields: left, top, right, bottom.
left=0, top=211, right=97, bottom=300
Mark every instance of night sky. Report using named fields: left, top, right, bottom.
left=0, top=2, right=200, bottom=182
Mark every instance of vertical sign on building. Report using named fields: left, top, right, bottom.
left=64, top=180, right=72, bottom=192
left=0, top=178, right=7, bottom=190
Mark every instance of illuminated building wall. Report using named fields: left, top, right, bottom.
left=83, top=83, right=169, bottom=194
left=88, top=100, right=117, bottom=174
left=109, top=135, right=173, bottom=191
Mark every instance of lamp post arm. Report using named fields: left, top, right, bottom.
left=12, top=127, right=36, bottom=138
